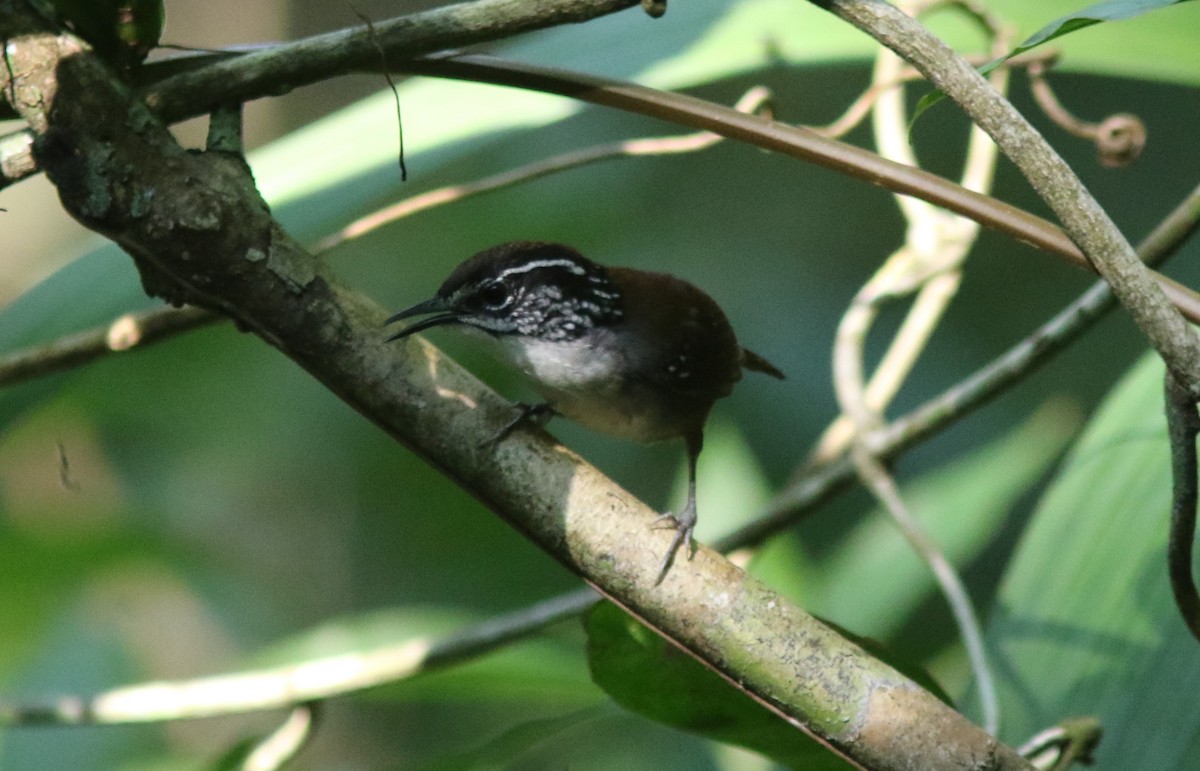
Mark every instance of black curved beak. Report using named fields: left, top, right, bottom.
left=385, top=297, right=461, bottom=342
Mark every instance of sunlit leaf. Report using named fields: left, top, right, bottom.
left=915, top=0, right=1199, bottom=119
left=1012, top=0, right=1196, bottom=57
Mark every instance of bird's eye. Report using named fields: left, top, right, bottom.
left=476, top=281, right=509, bottom=310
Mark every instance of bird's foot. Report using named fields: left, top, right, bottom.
left=484, top=402, right=555, bottom=449
left=651, top=507, right=697, bottom=585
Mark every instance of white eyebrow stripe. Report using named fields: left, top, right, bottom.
left=496, top=258, right=586, bottom=280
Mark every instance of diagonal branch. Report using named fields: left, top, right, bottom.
left=0, top=6, right=1027, bottom=769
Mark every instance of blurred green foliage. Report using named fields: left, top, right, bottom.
left=1, top=0, right=1200, bottom=768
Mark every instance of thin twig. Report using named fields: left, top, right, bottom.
left=1016, top=717, right=1102, bottom=771
left=316, top=86, right=773, bottom=252
left=806, top=50, right=1053, bottom=139
left=352, top=8, right=408, bottom=181
left=810, top=31, right=1007, bottom=466
left=141, top=0, right=642, bottom=122
left=0, top=306, right=215, bottom=388
left=877, top=183, right=1200, bottom=452
left=1027, top=60, right=1145, bottom=168
left=850, top=447, right=998, bottom=733
left=55, top=441, right=79, bottom=491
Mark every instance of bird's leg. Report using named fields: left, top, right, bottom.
left=487, top=402, right=556, bottom=447
left=653, top=429, right=703, bottom=584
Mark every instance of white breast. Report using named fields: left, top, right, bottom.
left=497, top=336, right=621, bottom=391
left=492, top=335, right=668, bottom=442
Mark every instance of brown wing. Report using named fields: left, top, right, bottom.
left=609, top=268, right=744, bottom=401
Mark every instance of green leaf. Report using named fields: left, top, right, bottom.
left=916, top=0, right=1199, bottom=119
left=585, top=601, right=846, bottom=769
left=989, top=353, right=1200, bottom=767
left=1014, top=0, right=1196, bottom=55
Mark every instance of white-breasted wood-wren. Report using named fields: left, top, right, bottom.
left=386, top=241, right=783, bottom=582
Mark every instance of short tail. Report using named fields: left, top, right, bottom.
left=741, top=347, right=785, bottom=379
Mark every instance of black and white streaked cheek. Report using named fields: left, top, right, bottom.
left=508, top=284, right=619, bottom=340
left=510, top=285, right=561, bottom=336
left=536, top=301, right=591, bottom=341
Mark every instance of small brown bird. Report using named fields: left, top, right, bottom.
left=387, top=242, right=783, bottom=581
